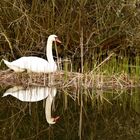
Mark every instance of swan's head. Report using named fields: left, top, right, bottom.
left=48, top=34, right=61, bottom=44
left=47, top=116, right=60, bottom=124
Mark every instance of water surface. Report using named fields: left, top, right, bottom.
left=0, top=85, right=140, bottom=140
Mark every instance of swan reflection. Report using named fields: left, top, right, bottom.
left=2, top=86, right=59, bottom=124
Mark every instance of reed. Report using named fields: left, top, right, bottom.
left=0, top=0, right=140, bottom=85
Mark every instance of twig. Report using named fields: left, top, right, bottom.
left=89, top=52, right=114, bottom=74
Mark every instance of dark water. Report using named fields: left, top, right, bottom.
left=0, top=85, right=140, bottom=140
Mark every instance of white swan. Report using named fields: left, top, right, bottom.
left=3, top=34, right=61, bottom=73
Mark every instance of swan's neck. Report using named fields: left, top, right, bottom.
left=46, top=39, right=55, bottom=63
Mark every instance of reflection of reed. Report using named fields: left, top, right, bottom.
left=1, top=86, right=140, bottom=139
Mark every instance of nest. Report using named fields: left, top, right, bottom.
left=0, top=70, right=139, bottom=90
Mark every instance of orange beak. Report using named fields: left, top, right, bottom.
left=55, top=37, right=62, bottom=44
left=53, top=116, right=60, bottom=122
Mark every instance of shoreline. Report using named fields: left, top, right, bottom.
left=0, top=70, right=140, bottom=90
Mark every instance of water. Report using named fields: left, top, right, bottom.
left=0, top=85, right=140, bottom=140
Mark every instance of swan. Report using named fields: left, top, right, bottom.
left=3, top=34, right=61, bottom=73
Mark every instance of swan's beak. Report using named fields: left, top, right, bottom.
left=53, top=116, right=60, bottom=122
left=55, top=37, right=61, bottom=44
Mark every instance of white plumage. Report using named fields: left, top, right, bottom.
left=3, top=34, right=61, bottom=73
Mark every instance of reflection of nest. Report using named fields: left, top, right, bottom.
left=0, top=70, right=139, bottom=89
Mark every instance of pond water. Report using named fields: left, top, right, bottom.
left=0, top=85, right=140, bottom=140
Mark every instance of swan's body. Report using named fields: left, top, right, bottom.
left=3, top=56, right=57, bottom=73
left=3, top=35, right=61, bottom=73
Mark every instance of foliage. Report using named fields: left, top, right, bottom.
left=0, top=0, right=140, bottom=73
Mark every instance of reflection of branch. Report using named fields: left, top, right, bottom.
left=1, top=103, right=27, bottom=134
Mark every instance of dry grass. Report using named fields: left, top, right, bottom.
left=0, top=0, right=140, bottom=65
left=0, top=70, right=139, bottom=89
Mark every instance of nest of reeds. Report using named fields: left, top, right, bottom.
left=0, top=70, right=139, bottom=89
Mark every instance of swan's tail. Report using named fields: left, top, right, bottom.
left=2, top=93, right=9, bottom=97
left=2, top=59, right=25, bottom=72
left=3, top=59, right=13, bottom=69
